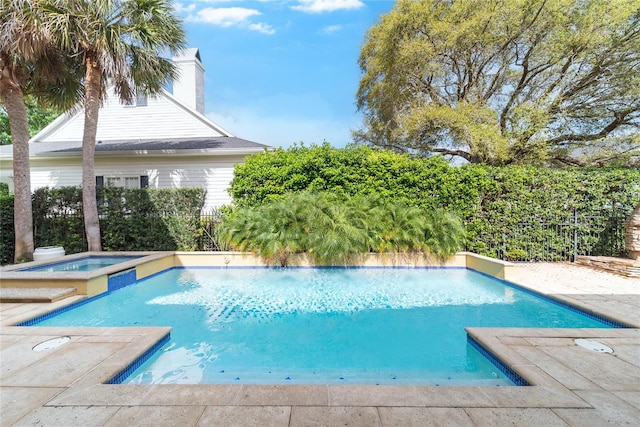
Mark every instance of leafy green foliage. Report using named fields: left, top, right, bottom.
left=229, top=145, right=640, bottom=260
left=355, top=0, right=640, bottom=166
left=0, top=193, right=14, bottom=265
left=218, top=191, right=465, bottom=266
left=0, top=98, right=60, bottom=145
left=30, top=187, right=205, bottom=254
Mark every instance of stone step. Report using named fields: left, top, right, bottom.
left=0, top=287, right=77, bottom=303
left=576, top=256, right=640, bottom=278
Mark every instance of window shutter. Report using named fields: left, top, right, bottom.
left=140, top=175, right=149, bottom=188
left=96, top=176, right=104, bottom=188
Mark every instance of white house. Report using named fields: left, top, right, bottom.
left=0, top=48, right=269, bottom=210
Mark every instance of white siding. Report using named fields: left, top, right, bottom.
left=30, top=159, right=82, bottom=189
left=35, top=90, right=226, bottom=143
left=27, top=155, right=246, bottom=210
left=0, top=159, right=14, bottom=192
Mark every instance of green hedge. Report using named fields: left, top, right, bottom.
left=230, top=144, right=640, bottom=260
left=0, top=191, right=14, bottom=265
left=32, top=186, right=206, bottom=254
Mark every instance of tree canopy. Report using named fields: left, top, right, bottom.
left=39, top=0, right=186, bottom=251
left=0, top=97, right=60, bottom=145
left=354, top=0, right=640, bottom=166
left=1, top=0, right=84, bottom=261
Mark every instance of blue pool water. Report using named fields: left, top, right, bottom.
left=20, top=256, right=141, bottom=272
left=34, top=267, right=612, bottom=386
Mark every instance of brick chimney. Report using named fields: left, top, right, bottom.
left=172, top=48, right=205, bottom=114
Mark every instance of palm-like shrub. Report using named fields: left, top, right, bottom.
left=304, top=193, right=369, bottom=265
left=422, top=209, right=466, bottom=261
left=218, top=191, right=465, bottom=266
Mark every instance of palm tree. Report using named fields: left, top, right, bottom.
left=42, top=0, right=185, bottom=251
left=0, top=0, right=81, bottom=262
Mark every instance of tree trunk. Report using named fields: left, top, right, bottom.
left=625, top=203, right=640, bottom=261
left=0, top=60, right=34, bottom=263
left=82, top=56, right=102, bottom=251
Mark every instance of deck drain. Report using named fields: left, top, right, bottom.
left=574, top=339, right=613, bottom=353
left=33, top=336, right=71, bottom=352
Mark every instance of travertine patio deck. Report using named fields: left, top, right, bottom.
left=1, top=263, right=638, bottom=426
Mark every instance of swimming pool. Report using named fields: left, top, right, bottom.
left=32, top=267, right=616, bottom=386
left=18, top=255, right=142, bottom=272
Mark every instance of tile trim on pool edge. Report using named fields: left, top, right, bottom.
left=105, top=332, right=171, bottom=384
left=467, top=334, right=530, bottom=386
left=15, top=293, right=110, bottom=326
left=467, top=268, right=632, bottom=329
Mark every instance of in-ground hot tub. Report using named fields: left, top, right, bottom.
left=0, top=252, right=175, bottom=296
left=18, top=255, right=143, bottom=273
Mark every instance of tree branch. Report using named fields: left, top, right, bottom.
left=552, top=155, right=586, bottom=167
left=431, top=147, right=474, bottom=162
left=545, top=109, right=634, bottom=145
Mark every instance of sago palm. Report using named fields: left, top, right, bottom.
left=41, top=0, right=186, bottom=251
left=256, top=194, right=309, bottom=266
left=422, top=208, right=465, bottom=260
left=305, top=192, right=369, bottom=265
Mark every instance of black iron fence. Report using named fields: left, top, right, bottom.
left=199, top=210, right=227, bottom=251
left=19, top=209, right=631, bottom=263
left=466, top=212, right=628, bottom=262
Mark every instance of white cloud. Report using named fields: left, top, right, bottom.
left=321, top=24, right=342, bottom=34
left=184, top=6, right=275, bottom=34
left=191, top=7, right=260, bottom=26
left=291, top=0, right=364, bottom=13
left=248, top=22, right=276, bottom=35
left=173, top=2, right=196, bottom=14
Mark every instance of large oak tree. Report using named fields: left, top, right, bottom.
left=355, top=0, right=640, bottom=166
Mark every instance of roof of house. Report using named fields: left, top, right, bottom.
left=0, top=136, right=267, bottom=158
left=0, top=48, right=271, bottom=160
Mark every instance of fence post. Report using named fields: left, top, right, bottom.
left=573, top=209, right=578, bottom=262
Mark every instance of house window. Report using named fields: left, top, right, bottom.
left=135, top=94, right=147, bottom=106
left=124, top=177, right=139, bottom=189
left=97, top=175, right=149, bottom=189
left=123, top=94, right=147, bottom=107
left=106, top=177, right=121, bottom=188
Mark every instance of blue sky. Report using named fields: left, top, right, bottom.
left=174, top=0, right=395, bottom=148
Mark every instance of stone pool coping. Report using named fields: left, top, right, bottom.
left=1, top=261, right=638, bottom=425
left=0, top=251, right=513, bottom=297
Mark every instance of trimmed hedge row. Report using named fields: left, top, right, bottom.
left=230, top=144, right=640, bottom=260
left=0, top=183, right=13, bottom=265
left=4, top=187, right=205, bottom=260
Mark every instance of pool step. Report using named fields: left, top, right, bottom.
left=0, top=287, right=78, bottom=303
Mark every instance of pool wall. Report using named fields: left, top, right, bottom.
left=1, top=251, right=514, bottom=296
left=0, top=252, right=174, bottom=295
left=173, top=251, right=514, bottom=280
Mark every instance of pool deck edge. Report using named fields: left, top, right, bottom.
left=1, top=262, right=638, bottom=426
